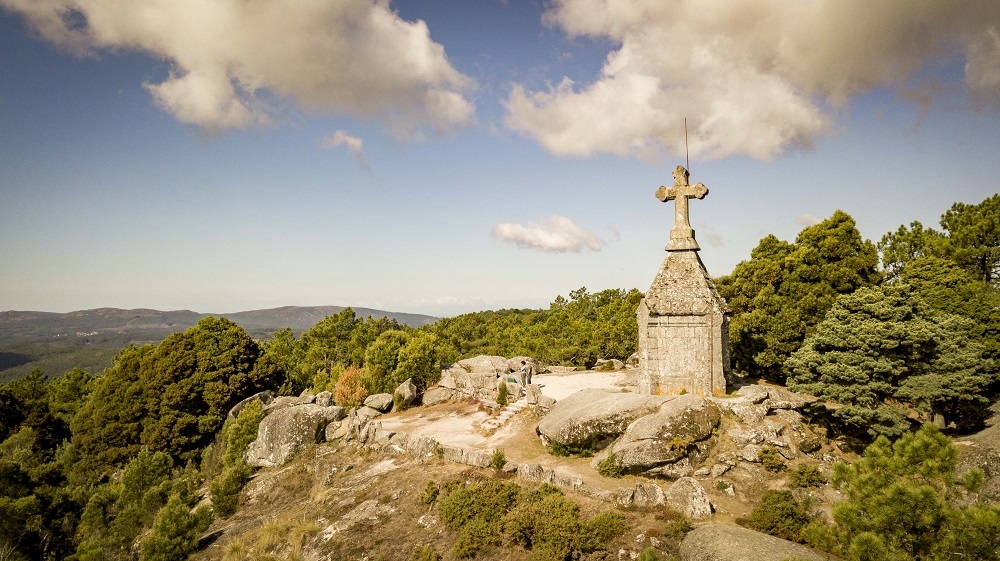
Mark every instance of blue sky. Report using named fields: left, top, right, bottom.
left=1, top=0, right=999, bottom=317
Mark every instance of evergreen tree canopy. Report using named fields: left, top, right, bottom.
left=806, top=424, right=1000, bottom=561
left=71, top=317, right=265, bottom=473
left=941, top=194, right=1000, bottom=287
left=880, top=194, right=1000, bottom=287
left=429, top=287, right=642, bottom=368
left=786, top=284, right=994, bottom=438
left=899, top=256, right=1000, bottom=361
left=718, top=211, right=880, bottom=381
left=273, top=309, right=407, bottom=395
left=877, top=221, right=950, bottom=283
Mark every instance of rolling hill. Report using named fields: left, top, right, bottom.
left=0, top=305, right=438, bottom=381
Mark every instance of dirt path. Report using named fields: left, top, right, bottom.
left=376, top=369, right=644, bottom=494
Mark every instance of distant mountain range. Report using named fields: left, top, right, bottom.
left=0, top=305, right=438, bottom=341
left=0, top=306, right=439, bottom=381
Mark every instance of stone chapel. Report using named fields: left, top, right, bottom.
left=636, top=165, right=731, bottom=396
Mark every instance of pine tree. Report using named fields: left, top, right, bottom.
left=786, top=284, right=993, bottom=437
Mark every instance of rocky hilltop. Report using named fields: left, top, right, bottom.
left=192, top=357, right=884, bottom=560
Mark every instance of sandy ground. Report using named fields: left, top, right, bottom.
left=378, top=369, right=631, bottom=449
left=375, top=368, right=648, bottom=493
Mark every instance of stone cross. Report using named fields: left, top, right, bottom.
left=655, top=165, right=708, bottom=251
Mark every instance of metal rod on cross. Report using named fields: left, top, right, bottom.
left=684, top=118, right=689, bottom=172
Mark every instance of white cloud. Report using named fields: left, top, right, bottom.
left=491, top=215, right=607, bottom=253
left=505, top=0, right=1000, bottom=161
left=321, top=130, right=369, bottom=169
left=795, top=213, right=822, bottom=227
left=2, top=0, right=475, bottom=137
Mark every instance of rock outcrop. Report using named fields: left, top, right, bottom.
left=421, top=387, right=458, bottom=406
left=709, top=384, right=815, bottom=425
left=537, top=388, right=670, bottom=450
left=456, top=355, right=509, bottom=375
left=610, top=394, right=720, bottom=475
left=364, top=393, right=394, bottom=413
left=393, top=378, right=418, bottom=408
left=679, top=525, right=831, bottom=561
left=664, top=477, right=713, bottom=519
left=246, top=404, right=346, bottom=467
left=227, top=391, right=273, bottom=420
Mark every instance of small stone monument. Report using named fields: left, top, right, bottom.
left=637, top=166, right=730, bottom=396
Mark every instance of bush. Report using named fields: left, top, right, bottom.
left=392, top=391, right=409, bottom=412
left=421, top=481, right=440, bottom=505
left=758, top=446, right=786, bottom=472
left=547, top=441, right=593, bottom=457
left=497, top=382, right=509, bottom=407
left=410, top=544, right=441, bottom=561
left=139, top=494, right=211, bottom=561
left=490, top=449, right=506, bottom=472
left=222, top=399, right=264, bottom=469
left=311, top=363, right=344, bottom=393
left=210, top=461, right=251, bottom=518
left=597, top=456, right=624, bottom=478
left=739, top=490, right=811, bottom=542
left=437, top=479, right=625, bottom=559
left=789, top=464, right=827, bottom=488
left=334, top=365, right=368, bottom=408
left=804, top=424, right=1000, bottom=560
left=637, top=547, right=662, bottom=561
left=439, top=480, right=519, bottom=557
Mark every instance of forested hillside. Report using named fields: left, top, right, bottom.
left=0, top=195, right=997, bottom=561
left=0, top=306, right=437, bottom=383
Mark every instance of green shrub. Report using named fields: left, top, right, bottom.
left=547, top=441, right=593, bottom=457
left=716, top=481, right=731, bottom=491
left=597, top=456, right=624, bottom=478
left=758, top=446, right=786, bottom=472
left=421, top=481, right=440, bottom=504
left=222, top=399, right=264, bottom=469
left=507, top=491, right=626, bottom=559
left=139, top=494, right=211, bottom=561
left=803, top=424, right=1000, bottom=560
left=637, top=547, right=662, bottom=561
left=437, top=479, right=625, bottom=559
left=490, top=449, right=506, bottom=472
left=739, top=490, right=811, bottom=542
left=438, top=479, right=520, bottom=527
left=662, top=518, right=693, bottom=540
left=666, top=436, right=694, bottom=451
left=788, top=464, right=827, bottom=488
left=392, top=391, right=409, bottom=412
left=210, top=461, right=251, bottom=518
left=497, top=382, right=509, bottom=407
left=410, top=544, right=441, bottom=561
left=584, top=510, right=628, bottom=546
left=312, top=363, right=344, bottom=393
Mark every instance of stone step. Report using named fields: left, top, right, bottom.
left=481, top=398, right=527, bottom=431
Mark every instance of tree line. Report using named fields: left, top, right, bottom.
left=718, top=195, right=999, bottom=438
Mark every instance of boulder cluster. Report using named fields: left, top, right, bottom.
left=537, top=384, right=818, bottom=479
left=242, top=378, right=417, bottom=468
